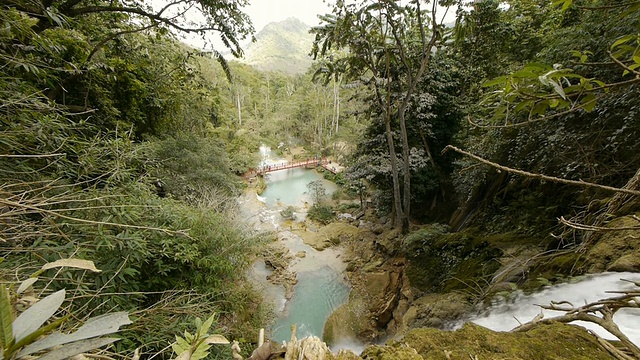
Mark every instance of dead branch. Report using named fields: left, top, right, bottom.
left=511, top=285, right=640, bottom=359
left=559, top=216, right=640, bottom=232
left=442, top=145, right=640, bottom=196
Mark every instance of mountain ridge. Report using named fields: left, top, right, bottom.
left=241, top=17, right=315, bottom=75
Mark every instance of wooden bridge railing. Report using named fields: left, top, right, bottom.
left=256, top=158, right=327, bottom=175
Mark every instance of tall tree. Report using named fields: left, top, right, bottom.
left=312, top=0, right=451, bottom=232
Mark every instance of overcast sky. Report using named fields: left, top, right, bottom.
left=244, top=0, right=332, bottom=31
left=171, top=0, right=457, bottom=51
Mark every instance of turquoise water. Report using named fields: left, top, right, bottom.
left=271, top=266, right=350, bottom=342
left=260, top=168, right=338, bottom=207
left=253, top=149, right=350, bottom=343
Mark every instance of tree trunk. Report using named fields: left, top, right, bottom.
left=399, top=107, right=411, bottom=233
left=384, top=52, right=404, bottom=228
left=236, top=88, right=242, bottom=126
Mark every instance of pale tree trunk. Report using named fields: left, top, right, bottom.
left=265, top=75, right=270, bottom=114
left=236, top=88, right=242, bottom=126
left=386, top=116, right=404, bottom=227
left=383, top=52, right=404, bottom=227
left=333, top=75, right=341, bottom=134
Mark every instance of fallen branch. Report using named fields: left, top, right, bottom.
left=511, top=285, right=640, bottom=359
left=442, top=145, right=640, bottom=196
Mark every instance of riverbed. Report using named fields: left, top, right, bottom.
left=243, top=146, right=350, bottom=344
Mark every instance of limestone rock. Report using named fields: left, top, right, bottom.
left=585, top=214, right=640, bottom=273
left=608, top=251, right=640, bottom=272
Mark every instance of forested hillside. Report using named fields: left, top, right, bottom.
left=2, top=0, right=640, bottom=359
left=242, top=17, right=315, bottom=75
left=0, top=0, right=268, bottom=358
left=308, top=0, right=639, bottom=236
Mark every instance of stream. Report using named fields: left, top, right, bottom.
left=245, top=146, right=350, bottom=344
left=243, top=148, right=640, bottom=350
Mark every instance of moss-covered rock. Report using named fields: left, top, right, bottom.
left=377, top=323, right=614, bottom=360
left=299, top=222, right=361, bottom=250
left=584, top=214, right=640, bottom=273
left=361, top=343, right=424, bottom=360
left=401, top=292, right=472, bottom=330
left=403, top=228, right=502, bottom=294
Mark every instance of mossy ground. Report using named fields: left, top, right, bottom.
left=359, top=323, right=614, bottom=360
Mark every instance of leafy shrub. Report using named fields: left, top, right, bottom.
left=144, top=133, right=242, bottom=205
left=401, top=223, right=451, bottom=254
left=307, top=204, right=335, bottom=224
left=280, top=206, right=297, bottom=220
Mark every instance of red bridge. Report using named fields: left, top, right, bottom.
left=257, top=158, right=337, bottom=175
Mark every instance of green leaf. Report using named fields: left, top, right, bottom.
left=0, top=285, right=14, bottom=349
left=17, top=312, right=131, bottom=357
left=514, top=100, right=534, bottom=113
left=36, top=337, right=119, bottom=360
left=621, top=3, right=640, bottom=17
left=581, top=94, right=597, bottom=112
left=199, top=314, right=216, bottom=336
left=482, top=76, right=507, bottom=88
left=610, top=35, right=636, bottom=51
left=531, top=101, right=549, bottom=117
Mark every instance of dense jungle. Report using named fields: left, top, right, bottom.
left=1, top=0, right=639, bottom=359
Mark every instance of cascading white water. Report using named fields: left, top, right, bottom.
left=465, top=272, right=640, bottom=345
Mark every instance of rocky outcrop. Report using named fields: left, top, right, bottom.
left=263, top=241, right=298, bottom=299
left=248, top=323, right=615, bottom=359
left=324, top=221, right=413, bottom=345
left=584, top=214, right=640, bottom=273
left=297, top=222, right=360, bottom=251
left=400, top=292, right=471, bottom=331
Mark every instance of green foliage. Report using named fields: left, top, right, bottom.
left=280, top=206, right=297, bottom=221
left=0, top=262, right=131, bottom=360
left=171, top=314, right=230, bottom=360
left=306, top=180, right=328, bottom=205
left=0, top=1, right=266, bottom=355
left=307, top=204, right=336, bottom=225
left=401, top=223, right=451, bottom=254
left=403, top=229, right=502, bottom=293
left=145, top=133, right=241, bottom=203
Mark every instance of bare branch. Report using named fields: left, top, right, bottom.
left=443, top=145, right=640, bottom=196
left=511, top=285, right=640, bottom=358
left=608, top=50, right=640, bottom=77
left=559, top=216, right=640, bottom=232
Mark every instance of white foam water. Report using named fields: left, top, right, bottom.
left=466, top=272, right=640, bottom=344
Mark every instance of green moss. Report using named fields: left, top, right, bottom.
left=404, top=229, right=502, bottom=293
left=584, top=214, right=640, bottom=272
left=397, top=323, right=613, bottom=360
left=361, top=344, right=424, bottom=359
